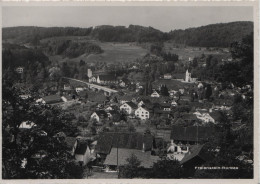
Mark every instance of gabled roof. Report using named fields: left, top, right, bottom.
left=95, top=132, right=154, bottom=154
left=209, top=111, right=223, bottom=122
left=124, top=102, right=138, bottom=109
left=99, top=75, right=117, bottom=81
left=42, top=95, right=62, bottom=104
left=171, top=126, right=216, bottom=142
left=104, top=148, right=159, bottom=168
left=94, top=110, right=108, bottom=118
left=180, top=145, right=212, bottom=165
left=75, top=142, right=88, bottom=155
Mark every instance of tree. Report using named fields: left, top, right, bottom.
left=160, top=85, right=169, bottom=96
left=148, top=159, right=184, bottom=178
left=2, top=84, right=81, bottom=179
left=119, top=154, right=141, bottom=178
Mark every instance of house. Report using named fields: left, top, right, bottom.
left=95, top=132, right=154, bottom=162
left=164, top=73, right=172, bottom=79
left=75, top=87, right=84, bottom=93
left=107, top=110, right=121, bottom=120
left=104, top=148, right=159, bottom=170
left=180, top=144, right=211, bottom=167
left=151, top=90, right=160, bottom=98
left=89, top=76, right=97, bottom=83
left=117, top=95, right=133, bottom=104
left=75, top=140, right=96, bottom=166
left=171, top=100, right=178, bottom=107
left=64, top=84, right=72, bottom=91
left=19, top=121, right=36, bottom=129
left=90, top=110, right=108, bottom=122
left=170, top=125, right=216, bottom=144
left=135, top=107, right=150, bottom=120
left=19, top=94, right=31, bottom=100
left=169, top=90, right=178, bottom=97
left=16, top=67, right=24, bottom=74
left=160, top=103, right=171, bottom=111
left=120, top=102, right=138, bottom=115
left=193, top=111, right=215, bottom=124
left=138, top=99, right=151, bottom=107
left=39, top=95, right=63, bottom=105
left=119, top=79, right=129, bottom=88
left=97, top=75, right=118, bottom=85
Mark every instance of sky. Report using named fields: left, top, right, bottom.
left=2, top=6, right=253, bottom=32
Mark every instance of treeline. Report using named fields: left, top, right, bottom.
left=3, top=26, right=93, bottom=43
left=3, top=21, right=253, bottom=47
left=42, top=40, right=103, bottom=58
left=2, top=43, right=50, bottom=70
left=169, top=21, right=253, bottom=47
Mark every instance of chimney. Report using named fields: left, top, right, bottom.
left=171, top=139, right=174, bottom=144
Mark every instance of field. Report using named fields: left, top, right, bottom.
left=152, top=79, right=194, bottom=91
left=41, top=36, right=148, bottom=64
left=164, top=42, right=231, bottom=61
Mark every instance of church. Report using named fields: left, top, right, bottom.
left=185, top=70, right=197, bottom=83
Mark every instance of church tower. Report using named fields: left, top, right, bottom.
left=185, top=70, right=191, bottom=82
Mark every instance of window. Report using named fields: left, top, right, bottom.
left=146, top=115, right=148, bottom=117
left=146, top=112, right=148, bottom=114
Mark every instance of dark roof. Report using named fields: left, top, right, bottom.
left=99, top=75, right=117, bottom=81
left=42, top=95, right=62, bottom=104
left=95, top=110, right=108, bottom=118
left=75, top=142, right=89, bottom=155
left=180, top=145, right=211, bottom=165
left=181, top=113, right=198, bottom=121
left=209, top=111, right=223, bottom=122
left=171, top=126, right=216, bottom=142
left=125, top=102, right=138, bottom=109
left=104, top=148, right=159, bottom=168
left=96, top=132, right=154, bottom=154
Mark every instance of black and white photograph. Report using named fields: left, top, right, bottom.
left=1, top=2, right=258, bottom=181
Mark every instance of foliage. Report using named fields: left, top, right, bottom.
left=2, top=83, right=81, bottom=179
left=119, top=154, right=142, bottom=178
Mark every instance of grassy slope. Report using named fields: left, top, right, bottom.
left=41, top=36, right=148, bottom=64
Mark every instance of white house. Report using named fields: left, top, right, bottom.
left=16, top=67, right=24, bottom=74
left=89, top=76, right=97, bottom=83
left=151, top=91, right=160, bottom=98
left=171, top=100, right=178, bottom=107
left=19, top=121, right=37, bottom=129
left=64, top=84, right=72, bottom=91
left=135, top=107, right=150, bottom=120
left=120, top=102, right=138, bottom=115
left=90, top=110, right=108, bottom=122
left=164, top=73, right=172, bottom=79
left=193, top=111, right=215, bottom=124
left=76, top=87, right=84, bottom=93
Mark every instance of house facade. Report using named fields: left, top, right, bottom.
left=151, top=91, right=160, bottom=98
left=120, top=102, right=137, bottom=115
left=135, top=107, right=150, bottom=120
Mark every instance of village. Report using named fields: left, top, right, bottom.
left=11, top=55, right=253, bottom=178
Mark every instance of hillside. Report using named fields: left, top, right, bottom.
left=168, top=21, right=253, bottom=47
left=3, top=21, right=253, bottom=48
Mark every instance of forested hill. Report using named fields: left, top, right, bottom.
left=168, top=21, right=253, bottom=47
left=3, top=21, right=253, bottom=47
